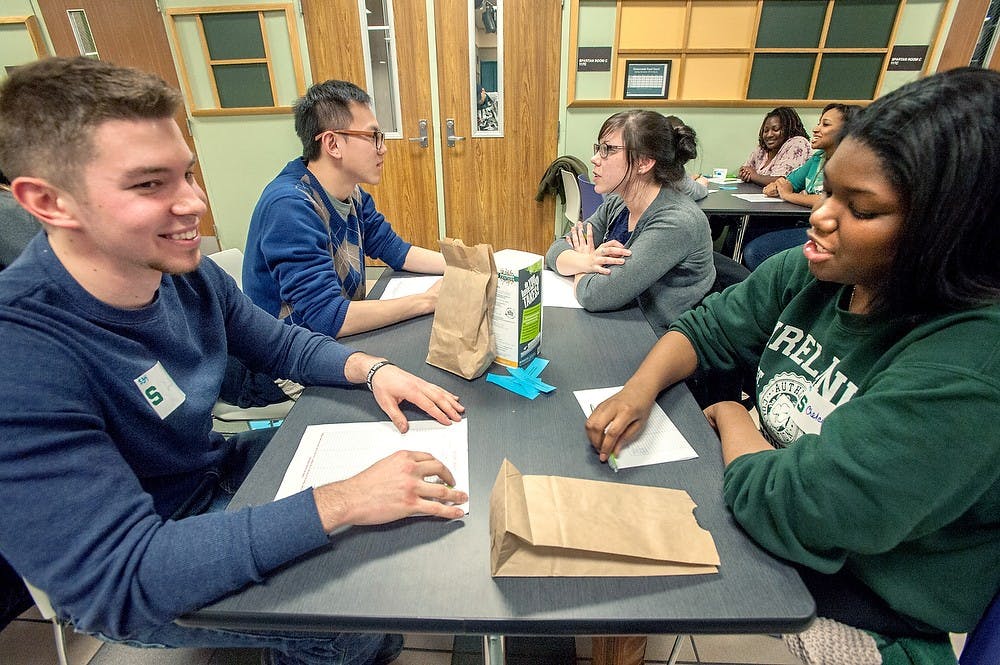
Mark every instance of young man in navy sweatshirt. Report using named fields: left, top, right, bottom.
left=0, top=56, right=466, bottom=665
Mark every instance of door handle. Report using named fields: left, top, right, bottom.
left=407, top=119, right=429, bottom=148
left=445, top=118, right=465, bottom=148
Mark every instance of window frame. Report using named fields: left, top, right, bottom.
left=166, top=3, right=306, bottom=117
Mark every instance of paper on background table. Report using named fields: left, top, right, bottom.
left=379, top=275, right=442, bottom=300
left=706, top=177, right=741, bottom=184
left=732, top=193, right=782, bottom=203
left=542, top=269, right=582, bottom=308
left=275, top=419, right=470, bottom=514
left=574, top=387, right=697, bottom=470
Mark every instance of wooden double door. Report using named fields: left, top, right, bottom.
left=304, top=0, right=562, bottom=256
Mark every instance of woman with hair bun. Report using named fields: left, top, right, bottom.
left=738, top=106, right=811, bottom=186
left=546, top=110, right=715, bottom=334
left=588, top=68, right=1000, bottom=665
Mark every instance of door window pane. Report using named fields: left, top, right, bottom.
left=202, top=12, right=266, bottom=59
left=214, top=63, right=274, bottom=107
left=360, top=0, right=402, bottom=134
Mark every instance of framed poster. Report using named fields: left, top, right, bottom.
left=624, top=60, right=671, bottom=99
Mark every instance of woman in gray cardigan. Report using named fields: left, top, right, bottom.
left=546, top=110, right=715, bottom=334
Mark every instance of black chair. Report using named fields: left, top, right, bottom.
left=961, top=589, right=1000, bottom=664
left=709, top=250, right=751, bottom=296
left=686, top=252, right=753, bottom=409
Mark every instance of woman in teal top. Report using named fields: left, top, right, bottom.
left=742, top=104, right=861, bottom=270
left=764, top=103, right=861, bottom=205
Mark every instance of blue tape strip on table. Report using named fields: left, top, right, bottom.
left=486, top=358, right=556, bottom=399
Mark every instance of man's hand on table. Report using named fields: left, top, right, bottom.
left=313, top=451, right=468, bottom=533
left=345, top=352, right=464, bottom=433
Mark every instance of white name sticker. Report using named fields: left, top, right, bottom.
left=789, top=385, right=836, bottom=436
left=134, top=361, right=186, bottom=420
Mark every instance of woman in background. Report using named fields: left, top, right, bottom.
left=665, top=114, right=710, bottom=201
left=742, top=103, right=862, bottom=269
left=588, top=68, right=1000, bottom=665
left=546, top=110, right=715, bottom=335
left=737, top=106, right=810, bottom=186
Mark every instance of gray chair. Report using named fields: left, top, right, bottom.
left=206, top=249, right=294, bottom=423
left=559, top=169, right=582, bottom=235
left=22, top=579, right=69, bottom=665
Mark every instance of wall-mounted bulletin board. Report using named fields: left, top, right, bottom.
left=568, top=0, right=955, bottom=107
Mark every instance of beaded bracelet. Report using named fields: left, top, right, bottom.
left=365, top=360, right=393, bottom=392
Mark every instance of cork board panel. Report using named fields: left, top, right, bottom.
left=680, top=54, right=751, bottom=99
left=618, top=0, right=687, bottom=50
left=688, top=1, right=757, bottom=49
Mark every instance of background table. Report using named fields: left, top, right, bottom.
left=184, top=273, right=814, bottom=640
left=698, top=182, right=810, bottom=263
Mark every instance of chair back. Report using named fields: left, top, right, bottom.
left=961, top=590, right=1000, bottom=664
left=22, top=577, right=56, bottom=620
left=709, top=251, right=750, bottom=296
left=206, top=248, right=295, bottom=422
left=560, top=169, right=582, bottom=234
left=207, top=248, right=245, bottom=290
left=578, top=173, right=604, bottom=220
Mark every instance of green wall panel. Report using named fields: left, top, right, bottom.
left=826, top=0, right=898, bottom=48
left=756, top=1, right=826, bottom=47
left=814, top=54, right=883, bottom=99
left=747, top=54, right=815, bottom=99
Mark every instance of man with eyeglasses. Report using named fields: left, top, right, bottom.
left=244, top=80, right=446, bottom=339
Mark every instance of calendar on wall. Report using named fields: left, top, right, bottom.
left=623, top=60, right=670, bottom=99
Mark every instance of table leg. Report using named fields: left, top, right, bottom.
left=483, top=634, right=506, bottom=665
left=666, top=635, right=685, bottom=665
left=731, top=214, right=751, bottom=264
left=591, top=635, right=648, bottom=665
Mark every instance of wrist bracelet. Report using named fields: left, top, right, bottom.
left=366, top=360, right=393, bottom=392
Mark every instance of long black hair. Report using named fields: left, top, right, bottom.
left=841, top=67, right=1000, bottom=319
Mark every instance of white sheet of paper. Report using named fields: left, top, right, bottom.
left=275, top=419, right=470, bottom=514
left=379, top=275, right=442, bottom=300
left=732, top=193, right=782, bottom=203
left=706, top=177, right=742, bottom=184
left=574, top=386, right=697, bottom=471
left=542, top=269, right=582, bottom=308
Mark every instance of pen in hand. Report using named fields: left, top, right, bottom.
left=589, top=403, right=619, bottom=471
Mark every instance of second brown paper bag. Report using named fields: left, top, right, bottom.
left=490, top=459, right=720, bottom=576
left=426, top=237, right=497, bottom=379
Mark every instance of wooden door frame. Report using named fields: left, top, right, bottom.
left=34, top=0, right=219, bottom=238
left=937, top=0, right=997, bottom=71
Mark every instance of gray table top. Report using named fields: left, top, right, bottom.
left=184, top=274, right=814, bottom=636
left=698, top=182, right=812, bottom=217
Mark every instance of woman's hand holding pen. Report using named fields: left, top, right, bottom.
left=585, top=385, right=657, bottom=463
left=566, top=222, right=630, bottom=275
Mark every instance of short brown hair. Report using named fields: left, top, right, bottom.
left=0, top=57, right=182, bottom=192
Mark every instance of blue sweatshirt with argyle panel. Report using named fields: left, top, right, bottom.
left=243, top=158, right=411, bottom=337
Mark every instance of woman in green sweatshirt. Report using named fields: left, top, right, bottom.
left=586, top=68, right=1000, bottom=665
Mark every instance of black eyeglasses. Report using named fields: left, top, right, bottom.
left=593, top=142, right=624, bottom=159
left=315, top=128, right=386, bottom=151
